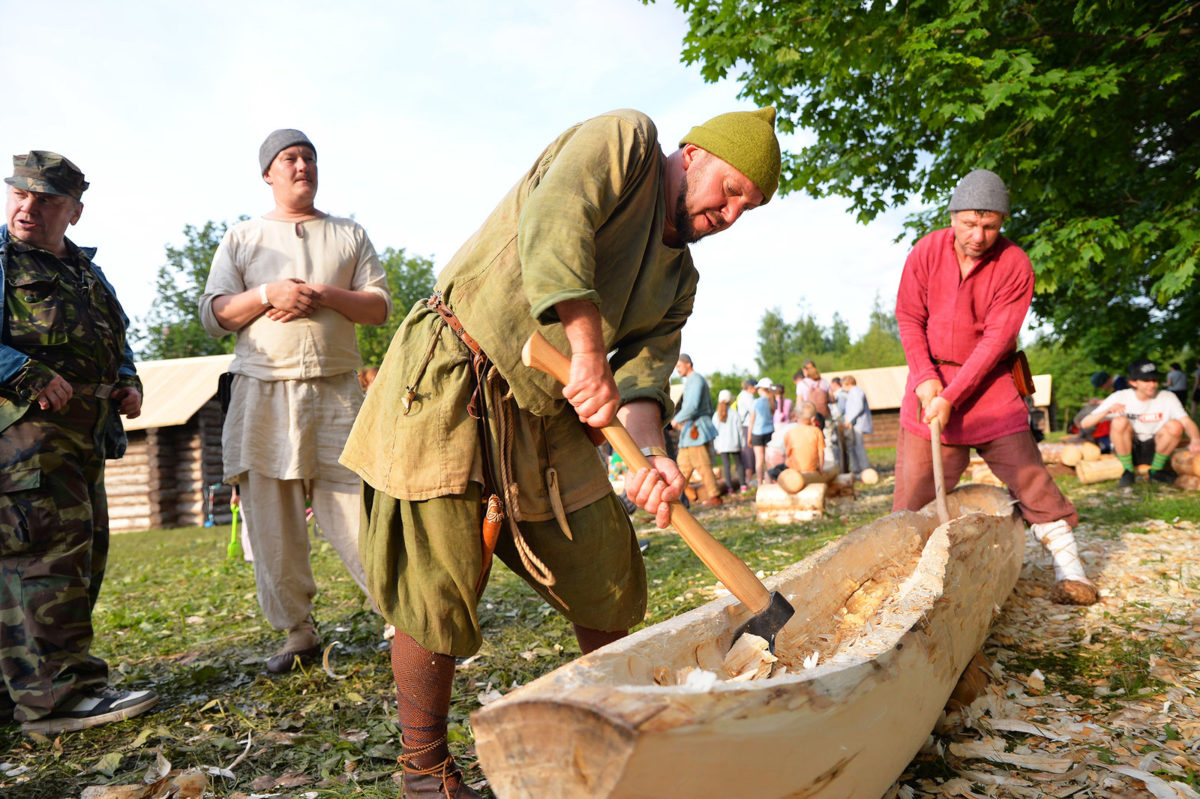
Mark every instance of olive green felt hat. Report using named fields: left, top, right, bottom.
left=680, top=107, right=781, bottom=203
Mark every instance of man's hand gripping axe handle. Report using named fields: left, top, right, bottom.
left=522, top=331, right=795, bottom=649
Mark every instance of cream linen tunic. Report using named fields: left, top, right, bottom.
left=200, top=215, right=390, bottom=482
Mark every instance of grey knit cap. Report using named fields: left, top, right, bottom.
left=259, top=129, right=316, bottom=174
left=947, top=169, right=1010, bottom=215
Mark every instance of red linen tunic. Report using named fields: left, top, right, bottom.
left=896, top=227, right=1033, bottom=445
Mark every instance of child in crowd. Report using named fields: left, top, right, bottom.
left=768, top=402, right=825, bottom=482
left=745, top=378, right=776, bottom=485
left=712, top=390, right=749, bottom=492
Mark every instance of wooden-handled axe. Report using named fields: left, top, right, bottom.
left=522, top=331, right=795, bottom=652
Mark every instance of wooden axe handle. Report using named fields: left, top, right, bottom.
left=930, top=417, right=950, bottom=524
left=522, top=331, right=771, bottom=614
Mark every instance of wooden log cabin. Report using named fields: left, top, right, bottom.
left=104, top=354, right=235, bottom=532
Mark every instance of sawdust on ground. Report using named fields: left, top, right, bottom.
left=890, top=516, right=1200, bottom=799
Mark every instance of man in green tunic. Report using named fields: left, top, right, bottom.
left=341, top=108, right=780, bottom=797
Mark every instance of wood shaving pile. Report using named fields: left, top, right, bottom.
left=890, top=517, right=1200, bottom=798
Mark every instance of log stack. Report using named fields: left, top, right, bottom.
left=755, top=483, right=825, bottom=523
left=1075, top=455, right=1125, bottom=485
left=1171, top=451, right=1200, bottom=490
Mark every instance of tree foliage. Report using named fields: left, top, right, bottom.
left=753, top=293, right=906, bottom=385
left=133, top=219, right=241, bottom=360
left=135, top=224, right=436, bottom=365
left=656, top=0, right=1200, bottom=364
left=355, top=247, right=437, bottom=367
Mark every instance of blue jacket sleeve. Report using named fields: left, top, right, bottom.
left=0, top=227, right=33, bottom=384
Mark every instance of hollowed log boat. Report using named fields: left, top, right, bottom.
left=472, top=484, right=1024, bottom=799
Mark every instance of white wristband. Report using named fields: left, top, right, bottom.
left=259, top=284, right=270, bottom=306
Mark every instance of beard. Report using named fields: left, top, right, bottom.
left=671, top=168, right=701, bottom=245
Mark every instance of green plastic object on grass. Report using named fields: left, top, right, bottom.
left=227, top=499, right=243, bottom=561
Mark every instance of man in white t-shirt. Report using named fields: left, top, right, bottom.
left=1079, top=358, right=1200, bottom=488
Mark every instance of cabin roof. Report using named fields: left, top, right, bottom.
left=823, top=365, right=1051, bottom=410
left=672, top=365, right=1052, bottom=412
left=126, top=357, right=1051, bottom=433
left=125, top=353, right=234, bottom=432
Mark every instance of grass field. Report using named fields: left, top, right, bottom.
left=1, top=450, right=1197, bottom=798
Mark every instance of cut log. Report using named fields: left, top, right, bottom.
left=1170, top=450, right=1199, bottom=476
left=1037, top=441, right=1066, bottom=464
left=755, top=483, right=825, bottom=523
left=1079, top=442, right=1102, bottom=461
left=970, top=463, right=1004, bottom=487
left=1175, top=474, right=1200, bottom=491
left=472, top=485, right=1024, bottom=799
left=1060, top=444, right=1083, bottom=467
left=860, top=468, right=879, bottom=485
left=1075, top=455, right=1125, bottom=484
left=775, top=467, right=837, bottom=495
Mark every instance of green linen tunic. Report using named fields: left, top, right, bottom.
left=342, top=109, right=697, bottom=517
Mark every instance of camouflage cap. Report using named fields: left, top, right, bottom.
left=4, top=151, right=89, bottom=200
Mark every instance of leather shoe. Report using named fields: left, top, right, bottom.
left=1048, top=579, right=1100, bottom=606
left=266, top=644, right=321, bottom=674
left=699, top=496, right=723, bottom=508
left=403, top=768, right=482, bottom=798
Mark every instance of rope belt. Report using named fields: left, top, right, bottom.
left=423, top=292, right=561, bottom=602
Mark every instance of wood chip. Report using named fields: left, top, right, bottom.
left=949, top=741, right=1073, bottom=772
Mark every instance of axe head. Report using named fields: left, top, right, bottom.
left=731, top=590, right=796, bottom=654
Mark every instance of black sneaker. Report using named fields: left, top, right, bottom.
left=1149, top=468, right=1176, bottom=485
left=21, top=688, right=158, bottom=735
left=1118, top=470, right=1136, bottom=489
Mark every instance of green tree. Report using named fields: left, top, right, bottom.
left=755, top=307, right=795, bottom=373
left=134, top=219, right=242, bottom=360
left=826, top=312, right=851, bottom=356
left=356, top=247, right=437, bottom=367
left=135, top=223, right=436, bottom=365
left=655, top=0, right=1200, bottom=362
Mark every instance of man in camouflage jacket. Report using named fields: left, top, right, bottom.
left=0, top=151, right=157, bottom=734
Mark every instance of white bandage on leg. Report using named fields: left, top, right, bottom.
left=1030, top=520, right=1089, bottom=583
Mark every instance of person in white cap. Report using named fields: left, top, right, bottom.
left=744, top=377, right=777, bottom=485
left=893, top=169, right=1098, bottom=605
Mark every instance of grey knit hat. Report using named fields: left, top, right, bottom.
left=947, top=169, right=1010, bottom=215
left=259, top=129, right=316, bottom=174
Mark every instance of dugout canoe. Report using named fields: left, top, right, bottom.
left=472, top=484, right=1024, bottom=799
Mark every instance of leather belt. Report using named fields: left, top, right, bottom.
left=428, top=291, right=483, bottom=358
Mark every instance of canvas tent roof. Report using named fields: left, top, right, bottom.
left=124, top=354, right=234, bottom=432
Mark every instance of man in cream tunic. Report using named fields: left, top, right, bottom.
left=341, top=108, right=779, bottom=798
left=199, top=130, right=390, bottom=674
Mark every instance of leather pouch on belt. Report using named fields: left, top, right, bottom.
left=1012, top=351, right=1035, bottom=397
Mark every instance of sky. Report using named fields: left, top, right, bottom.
left=2, top=0, right=919, bottom=375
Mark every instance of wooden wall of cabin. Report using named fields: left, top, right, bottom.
left=860, top=404, right=1053, bottom=452
left=104, top=397, right=233, bottom=532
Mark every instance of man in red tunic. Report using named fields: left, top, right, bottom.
left=893, top=169, right=1098, bottom=605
